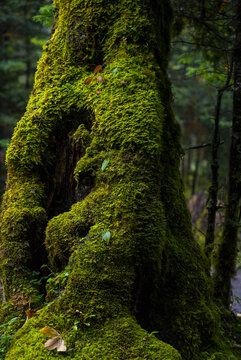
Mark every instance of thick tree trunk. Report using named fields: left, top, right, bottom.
left=0, top=0, right=219, bottom=359
left=214, top=1, right=241, bottom=307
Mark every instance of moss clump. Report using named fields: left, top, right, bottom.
left=5, top=313, right=181, bottom=360
left=0, top=0, right=222, bottom=359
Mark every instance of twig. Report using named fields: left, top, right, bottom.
left=192, top=224, right=206, bottom=236
left=186, top=140, right=224, bottom=150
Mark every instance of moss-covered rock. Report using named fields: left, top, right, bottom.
left=0, top=0, right=221, bottom=358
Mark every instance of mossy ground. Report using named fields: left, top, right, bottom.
left=0, top=0, right=230, bottom=359
left=5, top=312, right=181, bottom=360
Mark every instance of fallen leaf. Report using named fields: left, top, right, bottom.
left=44, top=337, right=59, bottom=350
left=40, top=326, right=60, bottom=338
left=96, top=75, right=103, bottom=83
left=94, top=64, right=103, bottom=75
left=96, top=90, right=102, bottom=95
left=57, top=338, right=67, bottom=352
left=84, top=76, right=93, bottom=85
left=119, top=80, right=126, bottom=85
left=44, top=337, right=67, bottom=352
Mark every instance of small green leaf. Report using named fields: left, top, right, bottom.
left=73, top=320, right=79, bottom=331
left=113, top=68, right=118, bottom=77
left=101, top=159, right=109, bottom=171
left=8, top=317, right=17, bottom=325
left=102, top=231, right=111, bottom=244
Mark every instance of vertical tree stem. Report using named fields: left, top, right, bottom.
left=205, top=57, right=233, bottom=259
left=214, top=0, right=241, bottom=306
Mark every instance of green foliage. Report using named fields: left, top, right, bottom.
left=178, top=55, right=232, bottom=86
left=201, top=351, right=239, bottom=360
left=0, top=307, right=25, bottom=360
left=33, top=5, right=54, bottom=28
left=0, top=139, right=9, bottom=149
left=31, top=38, right=48, bottom=47
left=0, top=321, right=15, bottom=360
left=46, top=267, right=70, bottom=301
left=169, top=27, right=232, bottom=197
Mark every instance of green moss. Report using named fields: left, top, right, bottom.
left=5, top=312, right=181, bottom=360
left=0, top=0, right=222, bottom=359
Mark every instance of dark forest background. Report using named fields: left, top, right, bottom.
left=0, top=0, right=52, bottom=192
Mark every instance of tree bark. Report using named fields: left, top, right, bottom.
left=0, top=0, right=220, bottom=359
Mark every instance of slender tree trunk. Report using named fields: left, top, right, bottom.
left=0, top=1, right=220, bottom=359
left=205, top=88, right=222, bottom=257
left=200, top=0, right=206, bottom=18
left=205, top=58, right=233, bottom=258
left=25, top=38, right=31, bottom=90
left=186, top=149, right=191, bottom=187
left=214, top=1, right=241, bottom=307
left=24, top=6, right=31, bottom=90
left=191, top=149, right=200, bottom=195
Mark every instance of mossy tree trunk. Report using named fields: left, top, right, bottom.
left=0, top=0, right=220, bottom=359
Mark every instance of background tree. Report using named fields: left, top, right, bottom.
left=214, top=0, right=241, bottom=307
left=169, top=30, right=232, bottom=253
left=0, top=0, right=225, bottom=359
left=0, top=0, right=51, bottom=197
left=171, top=0, right=241, bottom=310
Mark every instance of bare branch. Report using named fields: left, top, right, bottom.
left=186, top=140, right=224, bottom=150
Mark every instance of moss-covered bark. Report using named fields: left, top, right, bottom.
left=0, top=0, right=220, bottom=358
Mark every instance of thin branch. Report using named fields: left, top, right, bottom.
left=192, top=224, right=206, bottom=236
left=171, top=40, right=233, bottom=52
left=183, top=14, right=232, bottom=44
left=186, top=140, right=224, bottom=150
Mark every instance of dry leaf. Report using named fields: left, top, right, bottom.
left=119, top=80, right=126, bottom=85
left=96, top=90, right=102, bottom=95
left=44, top=337, right=67, bottom=352
left=84, top=76, right=93, bottom=85
left=57, top=338, right=67, bottom=352
left=96, top=75, right=103, bottom=83
left=40, top=326, right=60, bottom=338
left=93, top=64, right=103, bottom=75
left=44, top=337, right=60, bottom=350
left=9, top=292, right=29, bottom=309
